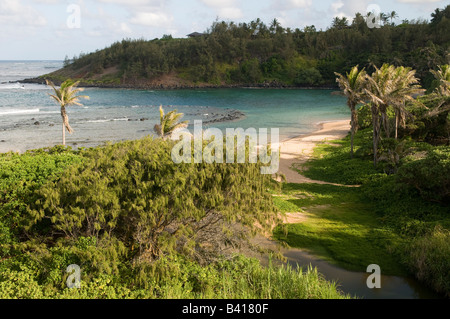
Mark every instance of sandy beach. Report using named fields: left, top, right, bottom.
left=277, top=119, right=350, bottom=184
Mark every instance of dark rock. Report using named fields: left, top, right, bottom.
left=34, top=121, right=40, bottom=125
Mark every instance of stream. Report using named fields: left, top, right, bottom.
left=248, top=235, right=443, bottom=299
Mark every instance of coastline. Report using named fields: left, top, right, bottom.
left=278, top=119, right=350, bottom=184
left=20, top=77, right=338, bottom=91
left=0, top=118, right=350, bottom=155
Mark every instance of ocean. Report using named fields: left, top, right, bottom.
left=0, top=60, right=350, bottom=153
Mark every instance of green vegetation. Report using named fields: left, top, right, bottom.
left=0, top=253, right=349, bottom=299
left=273, top=183, right=406, bottom=276
left=0, top=140, right=349, bottom=299
left=45, top=6, right=449, bottom=89
left=274, top=125, right=449, bottom=296
left=0, top=146, right=83, bottom=256
left=273, top=57, right=449, bottom=297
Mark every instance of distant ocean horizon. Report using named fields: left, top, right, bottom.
left=0, top=60, right=350, bottom=153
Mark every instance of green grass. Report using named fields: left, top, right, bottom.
left=272, top=127, right=450, bottom=296
left=273, top=183, right=407, bottom=276
left=0, top=254, right=351, bottom=299
left=298, top=130, right=386, bottom=185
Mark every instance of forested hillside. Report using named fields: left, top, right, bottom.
left=35, top=6, right=450, bottom=89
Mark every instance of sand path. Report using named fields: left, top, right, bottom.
left=277, top=119, right=357, bottom=186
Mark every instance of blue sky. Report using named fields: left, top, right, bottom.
left=0, top=0, right=447, bottom=60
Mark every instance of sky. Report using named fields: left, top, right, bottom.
left=0, top=0, right=447, bottom=60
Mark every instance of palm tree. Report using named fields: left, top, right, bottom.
left=365, top=64, right=424, bottom=165
left=46, top=79, right=89, bottom=146
left=430, top=64, right=450, bottom=96
left=364, top=64, right=393, bottom=166
left=389, top=11, right=398, bottom=25
left=335, top=66, right=367, bottom=158
left=389, top=66, right=424, bottom=139
left=154, top=105, right=189, bottom=139
left=269, top=18, right=280, bottom=34
left=380, top=12, right=389, bottom=26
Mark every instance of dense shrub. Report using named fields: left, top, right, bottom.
left=399, top=227, right=450, bottom=297
left=0, top=146, right=82, bottom=256
left=28, top=137, right=279, bottom=262
left=396, top=146, right=450, bottom=203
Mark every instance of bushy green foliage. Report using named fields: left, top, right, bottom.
left=0, top=253, right=350, bottom=299
left=399, top=227, right=450, bottom=298
left=294, top=68, right=323, bottom=86
left=28, top=137, right=278, bottom=262
left=357, top=104, right=373, bottom=130
left=0, top=146, right=82, bottom=256
left=300, top=127, right=449, bottom=296
left=396, top=147, right=450, bottom=203
left=0, top=139, right=350, bottom=300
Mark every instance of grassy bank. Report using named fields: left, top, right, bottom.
left=272, top=129, right=450, bottom=297
left=0, top=253, right=349, bottom=299
left=273, top=183, right=406, bottom=276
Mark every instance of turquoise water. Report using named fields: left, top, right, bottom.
left=0, top=61, right=350, bottom=152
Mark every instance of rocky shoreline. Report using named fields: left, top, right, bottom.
left=19, top=77, right=337, bottom=91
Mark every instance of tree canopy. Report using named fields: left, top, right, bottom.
left=51, top=5, right=449, bottom=90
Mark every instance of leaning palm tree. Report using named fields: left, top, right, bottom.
left=335, top=65, right=367, bottom=158
left=389, top=66, right=425, bottom=139
left=154, top=105, right=189, bottom=139
left=46, top=79, right=89, bottom=146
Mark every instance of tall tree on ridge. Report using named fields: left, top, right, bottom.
left=389, top=11, right=399, bottom=25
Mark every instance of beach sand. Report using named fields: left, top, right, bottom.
left=277, top=119, right=350, bottom=184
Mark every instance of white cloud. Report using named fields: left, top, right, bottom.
left=330, top=0, right=370, bottom=19
left=0, top=0, right=47, bottom=26
left=396, top=0, right=441, bottom=2
left=269, top=0, right=312, bottom=11
left=130, top=11, right=173, bottom=27
left=31, top=0, right=60, bottom=4
left=97, top=0, right=165, bottom=5
left=120, top=22, right=132, bottom=33
left=199, top=0, right=243, bottom=19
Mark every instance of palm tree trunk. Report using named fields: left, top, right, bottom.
left=350, top=109, right=357, bottom=158
left=372, top=107, right=380, bottom=167
left=351, top=130, right=354, bottom=158
left=60, top=106, right=73, bottom=146
left=395, top=111, right=399, bottom=140
left=62, top=122, right=65, bottom=146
